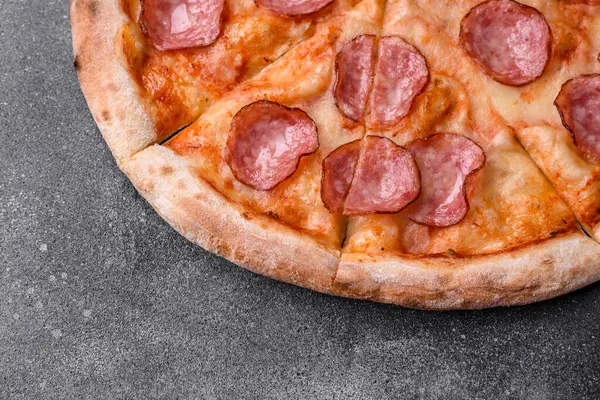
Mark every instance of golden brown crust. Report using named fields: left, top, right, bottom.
left=335, top=233, right=600, bottom=309
left=123, top=145, right=341, bottom=294
left=70, top=0, right=156, bottom=162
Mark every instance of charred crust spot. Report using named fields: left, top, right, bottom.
left=88, top=0, right=99, bottom=17
left=542, top=257, right=554, bottom=266
left=101, top=110, right=111, bottom=122
left=267, top=211, right=279, bottom=220
left=160, top=166, right=174, bottom=176
left=144, top=182, right=155, bottom=192
left=214, top=240, right=232, bottom=257
left=73, top=56, right=81, bottom=72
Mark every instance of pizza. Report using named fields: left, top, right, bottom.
left=71, top=0, right=600, bottom=309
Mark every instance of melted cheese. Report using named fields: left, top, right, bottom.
left=344, top=0, right=581, bottom=257
left=165, top=0, right=385, bottom=248
left=120, top=0, right=362, bottom=140
left=345, top=131, right=575, bottom=256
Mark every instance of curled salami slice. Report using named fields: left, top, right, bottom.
left=407, top=134, right=485, bottom=227
left=344, top=136, right=421, bottom=215
left=555, top=74, right=600, bottom=159
left=460, top=0, right=551, bottom=86
left=227, top=101, right=319, bottom=191
left=140, top=0, right=225, bottom=51
left=321, top=141, right=361, bottom=212
left=335, top=35, right=376, bottom=122
left=367, top=36, right=429, bottom=127
left=255, top=0, right=335, bottom=16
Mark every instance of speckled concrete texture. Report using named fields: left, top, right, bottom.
left=1, top=1, right=600, bottom=399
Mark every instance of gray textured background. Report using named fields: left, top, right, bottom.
left=1, top=1, right=600, bottom=399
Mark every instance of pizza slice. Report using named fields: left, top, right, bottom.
left=71, top=0, right=360, bottom=161
left=455, top=0, right=600, bottom=241
left=121, top=0, right=385, bottom=293
left=329, top=0, right=600, bottom=308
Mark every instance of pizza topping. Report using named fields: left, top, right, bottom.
left=321, top=141, right=361, bottom=212
left=139, top=0, right=225, bottom=51
left=255, top=0, right=335, bottom=16
left=555, top=74, right=600, bottom=160
left=367, top=36, right=429, bottom=127
left=407, top=134, right=485, bottom=227
left=335, top=35, right=377, bottom=122
left=344, top=136, right=421, bottom=215
left=227, top=101, right=319, bottom=191
left=460, top=0, right=551, bottom=86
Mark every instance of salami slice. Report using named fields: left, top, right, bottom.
left=367, top=36, right=429, bottom=127
left=227, top=101, right=319, bottom=191
left=460, top=0, right=551, bottom=86
left=344, top=136, right=420, bottom=215
left=321, top=141, right=361, bottom=212
left=407, top=134, right=485, bottom=227
left=255, top=0, right=335, bottom=16
left=555, top=74, right=600, bottom=159
left=335, top=35, right=376, bottom=122
left=140, top=0, right=225, bottom=51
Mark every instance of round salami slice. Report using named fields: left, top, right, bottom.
left=335, top=35, right=376, bottom=122
left=555, top=74, right=600, bottom=160
left=255, top=0, right=335, bottom=16
left=321, top=141, right=361, bottom=212
left=367, top=36, right=429, bottom=127
left=227, top=101, right=319, bottom=191
left=140, top=0, right=225, bottom=51
left=344, top=136, right=421, bottom=215
left=407, top=134, right=485, bottom=227
left=460, top=0, right=551, bottom=86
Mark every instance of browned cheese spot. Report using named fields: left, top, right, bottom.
left=160, top=165, right=174, bottom=176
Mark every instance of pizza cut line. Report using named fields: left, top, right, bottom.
left=71, top=0, right=600, bottom=309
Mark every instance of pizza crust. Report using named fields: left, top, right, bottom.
left=123, top=145, right=341, bottom=294
left=71, top=0, right=155, bottom=162
left=335, top=233, right=600, bottom=309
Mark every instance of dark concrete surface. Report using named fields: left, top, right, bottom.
left=1, top=1, right=600, bottom=399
